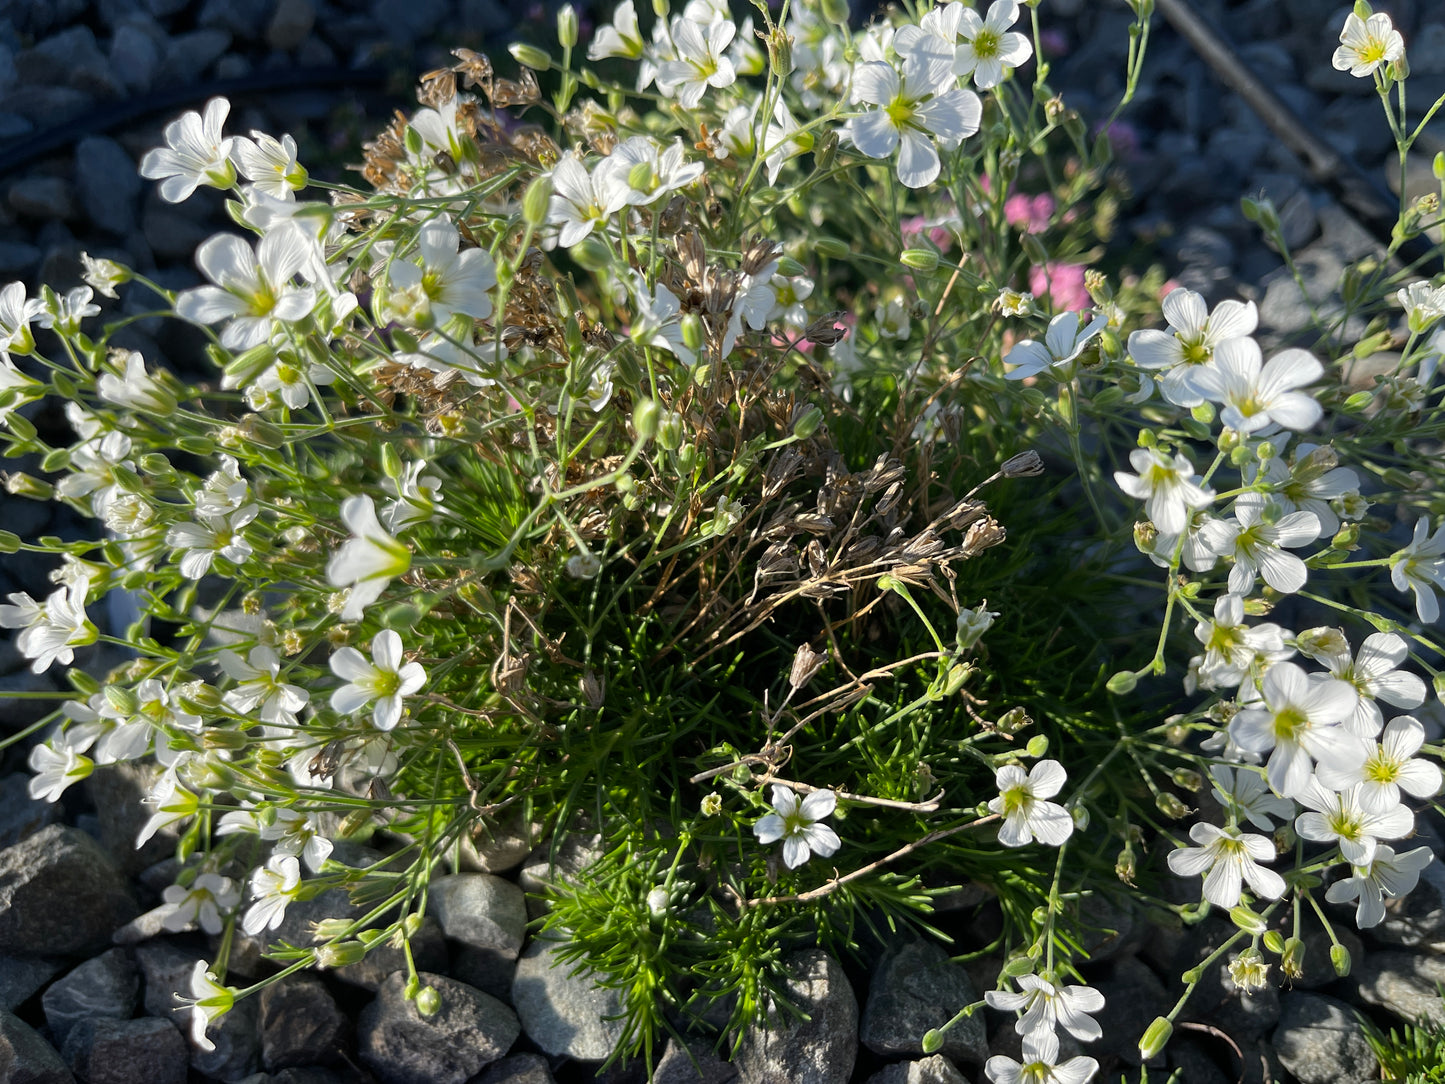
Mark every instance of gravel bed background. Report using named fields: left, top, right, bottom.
left=0, top=0, right=1442, bottom=1082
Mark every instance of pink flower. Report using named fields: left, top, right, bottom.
left=1029, top=262, right=1089, bottom=312
left=1005, top=193, right=1054, bottom=234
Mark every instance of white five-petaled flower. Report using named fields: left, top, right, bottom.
left=139, top=97, right=237, bottom=203
left=175, top=227, right=317, bottom=350
left=983, top=1028, right=1099, bottom=1084
left=1113, top=446, right=1216, bottom=535
left=588, top=0, right=644, bottom=60
left=1126, top=288, right=1257, bottom=408
left=1390, top=518, right=1445, bottom=623
left=185, top=961, right=235, bottom=1053
left=26, top=740, right=93, bottom=802
left=97, top=350, right=174, bottom=414
left=382, top=459, right=443, bottom=532
left=1293, top=777, right=1414, bottom=867
left=1228, top=660, right=1364, bottom=800
left=594, top=136, right=704, bottom=213
left=1332, top=11, right=1405, bottom=79
left=1208, top=765, right=1296, bottom=832
left=656, top=15, right=737, bottom=109
left=849, top=42, right=982, bottom=190
left=989, top=759, right=1073, bottom=847
left=385, top=218, right=497, bottom=328
left=547, top=157, right=610, bottom=249
left=985, top=974, right=1106, bottom=1040
left=220, top=645, right=309, bottom=726
left=1167, top=821, right=1286, bottom=908
left=1199, top=493, right=1320, bottom=596
left=1249, top=444, right=1362, bottom=538
left=1318, top=633, right=1426, bottom=737
left=1003, top=310, right=1109, bottom=380
left=166, top=504, right=259, bottom=579
left=243, top=853, right=302, bottom=935
left=159, top=873, right=240, bottom=935
left=951, top=0, right=1033, bottom=89
left=9, top=584, right=96, bottom=674
left=753, top=784, right=842, bottom=869
left=1192, top=594, right=1292, bottom=692
left=0, top=281, right=44, bottom=353
left=326, top=495, right=412, bottom=622
left=1189, top=340, right=1323, bottom=435
left=1325, top=844, right=1434, bottom=929
left=329, top=629, right=427, bottom=731
left=1315, top=714, right=1443, bottom=813
left=230, top=130, right=308, bottom=200
left=37, top=286, right=100, bottom=336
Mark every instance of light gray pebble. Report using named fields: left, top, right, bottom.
left=428, top=873, right=527, bottom=959
left=510, top=937, right=624, bottom=1062
left=860, top=939, right=986, bottom=1067
left=359, top=971, right=520, bottom=1084
left=735, top=949, right=858, bottom=1084
left=1272, top=992, right=1378, bottom=1084
left=865, top=1055, right=968, bottom=1084
left=1352, top=950, right=1445, bottom=1027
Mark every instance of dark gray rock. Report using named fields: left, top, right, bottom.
left=428, top=874, right=526, bottom=961
left=230, top=888, right=367, bottom=978
left=259, top=974, right=346, bottom=1070
left=864, top=1055, right=969, bottom=1084
left=0, top=1008, right=73, bottom=1083
left=199, top=0, right=276, bottom=39
left=133, top=939, right=199, bottom=1019
left=192, top=994, right=260, bottom=1081
left=0, top=241, right=39, bottom=276
left=510, top=937, right=625, bottom=1061
left=0, top=954, right=63, bottom=1012
left=358, top=971, right=520, bottom=1084
left=1290, top=924, right=1363, bottom=990
left=1352, top=950, right=1445, bottom=1026
left=652, top=1036, right=736, bottom=1083
left=1364, top=855, right=1445, bottom=952
left=84, top=762, right=174, bottom=875
left=1273, top=992, right=1377, bottom=1084
left=15, top=28, right=122, bottom=98
left=0, top=86, right=91, bottom=125
left=517, top=833, right=603, bottom=919
left=141, top=207, right=211, bottom=263
left=472, top=1053, right=558, bottom=1083
left=450, top=944, right=518, bottom=1004
left=144, top=0, right=190, bottom=15
left=458, top=814, right=545, bottom=874
left=109, top=26, right=159, bottom=93
left=0, top=824, right=136, bottom=956
left=75, top=137, right=141, bottom=237
left=332, top=915, right=447, bottom=992
left=159, top=30, right=233, bottom=84
left=0, top=771, right=57, bottom=849
left=267, top=0, right=316, bottom=49
left=8, top=178, right=75, bottom=222
left=367, top=0, right=449, bottom=42
left=860, top=939, right=986, bottom=1068
left=61, top=1017, right=187, bottom=1084
left=1092, top=956, right=1169, bottom=1068
left=42, top=948, right=138, bottom=1047
left=0, top=669, right=63, bottom=731
left=735, top=949, right=858, bottom=1084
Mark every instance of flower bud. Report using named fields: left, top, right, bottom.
left=557, top=3, right=578, bottom=47
left=1261, top=929, right=1285, bottom=955
left=1281, top=937, right=1305, bottom=979
left=900, top=248, right=939, bottom=273
left=815, top=237, right=850, bottom=260
left=523, top=174, right=553, bottom=227
left=680, top=313, right=705, bottom=351
left=1001, top=955, right=1036, bottom=977
left=509, top=43, right=552, bottom=70
left=701, top=792, right=722, bottom=816
left=1138, top=1016, right=1173, bottom=1060
left=1155, top=792, right=1190, bottom=819
left=1000, top=451, right=1044, bottom=477
left=646, top=887, right=669, bottom=916
left=415, top=985, right=442, bottom=1016
left=5, top=472, right=52, bottom=500
left=792, top=404, right=823, bottom=440
left=1025, top=734, right=1049, bottom=758
left=1330, top=943, right=1351, bottom=977
left=632, top=398, right=660, bottom=440
left=1229, top=906, right=1267, bottom=935
left=627, top=161, right=655, bottom=193
left=652, top=0, right=669, bottom=17
left=315, top=940, right=370, bottom=968
left=921, top=1030, right=944, bottom=1055
left=1106, top=670, right=1137, bottom=695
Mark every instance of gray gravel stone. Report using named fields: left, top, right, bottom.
left=109, top=26, right=160, bottom=93
left=0, top=953, right=63, bottom=1012
left=517, top=832, right=603, bottom=919
left=260, top=974, right=346, bottom=1070
left=860, top=939, right=986, bottom=1068
left=75, top=137, right=141, bottom=237
left=160, top=30, right=233, bottom=84
left=84, top=761, right=174, bottom=875
left=428, top=874, right=526, bottom=959
left=0, top=771, right=57, bottom=849
left=61, top=1017, right=187, bottom=1084
left=1363, top=853, right=1445, bottom=952
left=200, top=0, right=276, bottom=39
left=368, top=0, right=449, bottom=42
left=230, top=888, right=367, bottom=978
left=510, top=936, right=624, bottom=1061
left=1093, top=956, right=1169, bottom=1068
left=15, top=27, right=122, bottom=98
left=472, top=1053, right=558, bottom=1084
left=735, top=949, right=858, bottom=1084
left=0, top=241, right=40, bottom=276
left=652, top=1037, right=736, bottom=1083
left=133, top=939, right=199, bottom=1019
left=1352, top=949, right=1445, bottom=1027
left=267, top=0, right=317, bottom=50
left=0, top=1008, right=73, bottom=1084
left=333, top=915, right=448, bottom=991
left=0, top=824, right=136, bottom=956
left=1289, top=924, right=1363, bottom=990
left=42, top=948, right=138, bottom=1047
left=458, top=814, right=545, bottom=874
left=864, top=1055, right=969, bottom=1084
left=8, top=178, right=75, bottom=222
left=1272, top=992, right=1378, bottom=1084
left=192, top=994, right=260, bottom=1081
left=358, top=971, right=520, bottom=1084
left=0, top=86, right=91, bottom=125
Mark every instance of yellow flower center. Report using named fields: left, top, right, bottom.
left=972, top=29, right=1001, bottom=60
left=886, top=96, right=916, bottom=128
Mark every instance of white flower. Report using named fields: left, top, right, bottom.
left=588, top=0, right=644, bottom=60
left=37, top=286, right=100, bottom=336
left=97, top=350, right=174, bottom=414
left=1208, top=765, right=1295, bottom=832
left=1114, top=447, right=1216, bottom=534
left=1325, top=844, right=1434, bottom=929
left=956, top=602, right=999, bottom=650
left=220, top=645, right=309, bottom=727
left=1199, top=493, right=1320, bottom=596
left=385, top=218, right=497, bottom=327
left=26, top=741, right=93, bottom=802
left=1315, top=715, right=1443, bottom=813
left=0, top=281, right=45, bottom=352
left=989, top=759, right=1073, bottom=847
left=261, top=807, right=335, bottom=873
left=985, top=974, right=1106, bottom=1041
left=229, top=130, right=307, bottom=199
left=136, top=773, right=199, bottom=847
left=243, top=854, right=302, bottom=935
left=594, top=137, right=703, bottom=213
left=166, top=505, right=259, bottom=579
left=1167, top=822, right=1286, bottom=908
left=656, top=15, right=736, bottom=109
left=382, top=460, right=443, bottom=532
left=159, top=873, right=240, bottom=935
left=1193, top=594, right=1292, bottom=692
left=15, top=584, right=96, bottom=674
left=1332, top=11, right=1405, bottom=78
left=1294, top=778, right=1414, bottom=866
left=876, top=296, right=911, bottom=340
left=1398, top=281, right=1445, bottom=333
left=1228, top=661, right=1365, bottom=800
left=184, top=962, right=235, bottom=1053
left=1319, top=633, right=1426, bottom=737
left=330, top=629, right=427, bottom=731
left=195, top=456, right=250, bottom=517
left=1003, top=311, right=1109, bottom=380
left=325, top=495, right=412, bottom=622
left=80, top=254, right=129, bottom=299
left=547, top=157, right=610, bottom=249
left=951, top=0, right=1033, bottom=89
left=1250, top=445, right=1361, bottom=538
left=753, top=785, right=842, bottom=869
left=139, top=97, right=236, bottom=203
left=628, top=275, right=697, bottom=367
left=763, top=98, right=813, bottom=185
left=1126, top=288, right=1257, bottom=408
left=849, top=45, right=982, bottom=189
left=175, top=227, right=317, bottom=350
left=1190, top=340, right=1323, bottom=434
left=984, top=1028, right=1099, bottom=1084
left=1390, top=518, right=1445, bottom=623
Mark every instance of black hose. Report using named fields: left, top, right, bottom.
left=1154, top=0, right=1437, bottom=270
left=0, top=65, right=392, bottom=178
